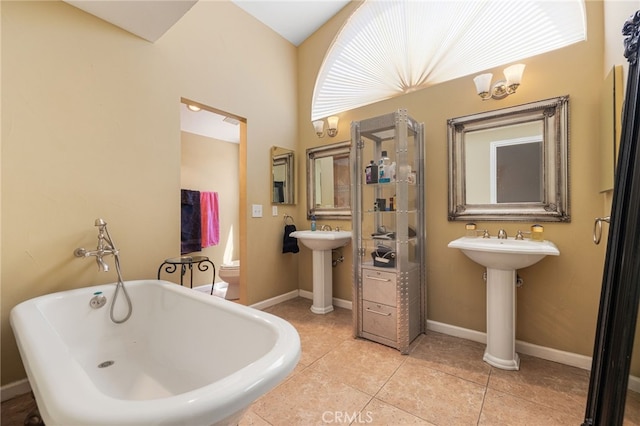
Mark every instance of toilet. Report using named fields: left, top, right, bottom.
left=218, top=260, right=240, bottom=300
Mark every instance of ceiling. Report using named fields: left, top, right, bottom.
left=180, top=103, right=241, bottom=143
left=64, top=0, right=199, bottom=42
left=64, top=0, right=349, bottom=45
left=63, top=0, right=349, bottom=141
left=231, top=0, right=350, bottom=46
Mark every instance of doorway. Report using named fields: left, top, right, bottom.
left=179, top=97, right=247, bottom=303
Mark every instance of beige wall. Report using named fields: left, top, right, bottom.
left=604, top=1, right=638, bottom=79
left=179, top=131, right=239, bottom=285
left=296, top=0, right=613, bottom=360
left=1, top=0, right=299, bottom=386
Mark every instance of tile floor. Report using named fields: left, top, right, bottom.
left=2, top=296, right=640, bottom=425
left=243, top=297, right=640, bottom=426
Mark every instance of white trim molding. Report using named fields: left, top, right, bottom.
left=427, top=319, right=593, bottom=370
left=1, top=379, right=31, bottom=402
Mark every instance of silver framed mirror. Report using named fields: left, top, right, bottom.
left=306, top=141, right=351, bottom=220
left=271, top=146, right=295, bottom=205
left=448, top=95, right=570, bottom=222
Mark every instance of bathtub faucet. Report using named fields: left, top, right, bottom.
left=74, top=219, right=119, bottom=272
left=74, top=219, right=132, bottom=323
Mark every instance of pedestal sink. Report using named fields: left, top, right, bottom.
left=289, top=230, right=352, bottom=314
left=448, top=236, right=560, bottom=370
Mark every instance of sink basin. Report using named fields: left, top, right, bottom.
left=448, top=236, right=560, bottom=370
left=447, top=236, right=559, bottom=270
left=289, top=230, right=352, bottom=251
left=289, top=230, right=352, bottom=315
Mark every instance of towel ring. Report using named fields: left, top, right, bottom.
left=284, top=214, right=295, bottom=225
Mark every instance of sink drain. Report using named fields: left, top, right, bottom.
left=98, top=360, right=115, bottom=368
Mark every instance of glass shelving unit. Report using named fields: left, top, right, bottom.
left=351, top=109, right=425, bottom=354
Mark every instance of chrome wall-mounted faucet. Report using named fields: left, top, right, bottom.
left=74, top=219, right=132, bottom=324
left=74, top=219, right=119, bottom=271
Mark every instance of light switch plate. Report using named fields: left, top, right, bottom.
left=272, top=206, right=278, bottom=216
left=252, top=204, right=263, bottom=218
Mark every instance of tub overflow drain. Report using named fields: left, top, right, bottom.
left=98, top=360, right=115, bottom=368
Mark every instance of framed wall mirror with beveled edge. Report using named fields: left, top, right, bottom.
left=271, top=146, right=295, bottom=205
left=447, top=95, right=570, bottom=222
left=306, top=141, right=351, bottom=220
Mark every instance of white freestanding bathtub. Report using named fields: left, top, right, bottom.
left=10, top=280, right=300, bottom=426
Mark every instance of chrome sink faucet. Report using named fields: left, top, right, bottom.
left=497, top=229, right=508, bottom=239
left=320, top=224, right=333, bottom=231
left=515, top=230, right=527, bottom=240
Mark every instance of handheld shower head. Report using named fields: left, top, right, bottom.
left=95, top=218, right=107, bottom=228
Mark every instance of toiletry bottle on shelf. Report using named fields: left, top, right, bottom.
left=379, top=151, right=391, bottom=183
left=407, top=165, right=416, bottom=185
left=389, top=161, right=396, bottom=182
left=365, top=161, right=378, bottom=184
left=311, top=215, right=317, bottom=231
left=531, top=224, right=544, bottom=241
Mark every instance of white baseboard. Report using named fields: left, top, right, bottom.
left=629, top=375, right=640, bottom=394
left=427, top=319, right=593, bottom=370
left=426, top=319, right=640, bottom=391
left=297, top=289, right=352, bottom=310
left=427, top=319, right=487, bottom=345
left=250, top=290, right=299, bottom=310
left=1, top=379, right=31, bottom=402
left=516, top=339, right=593, bottom=370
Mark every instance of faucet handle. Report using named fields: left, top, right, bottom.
left=515, top=230, right=531, bottom=240
left=481, top=229, right=490, bottom=238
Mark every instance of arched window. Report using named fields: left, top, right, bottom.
left=311, top=0, right=586, bottom=121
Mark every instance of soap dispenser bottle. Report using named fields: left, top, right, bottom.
left=311, top=215, right=317, bottom=231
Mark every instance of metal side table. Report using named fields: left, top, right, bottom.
left=157, top=255, right=216, bottom=295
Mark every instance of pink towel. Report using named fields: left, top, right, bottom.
left=200, top=191, right=220, bottom=248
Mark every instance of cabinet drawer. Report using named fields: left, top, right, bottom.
left=363, top=301, right=397, bottom=341
left=363, top=269, right=396, bottom=306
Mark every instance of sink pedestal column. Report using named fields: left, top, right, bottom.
left=310, top=250, right=334, bottom=314
left=484, top=268, right=520, bottom=370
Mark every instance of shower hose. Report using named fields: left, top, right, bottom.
left=104, top=226, right=133, bottom=324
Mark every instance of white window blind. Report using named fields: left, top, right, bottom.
left=311, top=0, right=586, bottom=121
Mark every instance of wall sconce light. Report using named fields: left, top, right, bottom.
left=312, top=116, right=339, bottom=138
left=473, top=64, right=525, bottom=100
